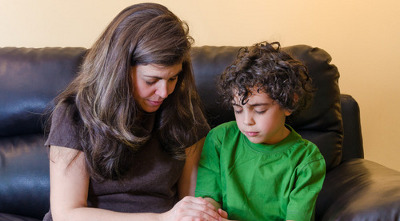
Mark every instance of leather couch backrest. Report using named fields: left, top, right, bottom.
left=0, top=47, right=86, bottom=137
left=0, top=47, right=86, bottom=218
left=0, top=45, right=343, bottom=169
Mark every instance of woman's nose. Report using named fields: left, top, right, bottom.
left=155, top=81, right=169, bottom=98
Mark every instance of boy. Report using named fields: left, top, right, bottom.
left=195, top=42, right=326, bottom=221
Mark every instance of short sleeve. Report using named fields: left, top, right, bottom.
left=195, top=129, right=222, bottom=203
left=45, top=102, right=82, bottom=150
left=286, top=156, right=326, bottom=221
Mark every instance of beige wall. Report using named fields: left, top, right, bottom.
left=1, top=0, right=400, bottom=171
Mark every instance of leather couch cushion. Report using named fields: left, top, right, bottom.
left=316, top=159, right=400, bottom=220
left=0, top=47, right=86, bottom=137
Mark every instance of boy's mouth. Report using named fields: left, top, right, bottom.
left=244, top=131, right=259, bottom=137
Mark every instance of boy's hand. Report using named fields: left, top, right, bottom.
left=218, top=208, right=239, bottom=221
left=202, top=197, right=238, bottom=220
left=218, top=208, right=230, bottom=220
left=161, top=196, right=221, bottom=221
left=218, top=208, right=238, bottom=221
left=218, top=208, right=228, bottom=218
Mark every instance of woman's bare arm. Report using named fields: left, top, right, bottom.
left=178, top=137, right=206, bottom=198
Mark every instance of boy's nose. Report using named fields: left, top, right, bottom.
left=243, top=113, right=255, bottom=125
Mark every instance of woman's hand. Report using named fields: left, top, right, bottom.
left=160, top=196, right=221, bottom=221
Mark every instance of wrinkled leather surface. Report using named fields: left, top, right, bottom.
left=0, top=46, right=399, bottom=221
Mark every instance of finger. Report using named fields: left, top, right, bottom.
left=218, top=208, right=228, bottom=218
left=177, top=208, right=220, bottom=221
left=196, top=197, right=220, bottom=210
left=176, top=198, right=220, bottom=220
left=186, top=203, right=220, bottom=219
left=182, top=196, right=218, bottom=211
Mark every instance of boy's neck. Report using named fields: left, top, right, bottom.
left=263, top=125, right=291, bottom=145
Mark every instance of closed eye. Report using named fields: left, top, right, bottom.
left=169, top=75, right=179, bottom=82
left=145, top=80, right=157, bottom=85
left=234, top=109, right=243, bottom=114
left=255, top=110, right=267, bottom=114
left=232, top=104, right=243, bottom=114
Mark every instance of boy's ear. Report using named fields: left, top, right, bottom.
left=284, top=109, right=292, bottom=117
left=293, top=93, right=299, bottom=105
left=285, top=93, right=299, bottom=117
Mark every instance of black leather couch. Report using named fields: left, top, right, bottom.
left=1, top=45, right=399, bottom=221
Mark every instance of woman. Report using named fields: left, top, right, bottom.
left=44, top=3, right=223, bottom=221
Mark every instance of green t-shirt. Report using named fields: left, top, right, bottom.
left=195, top=121, right=326, bottom=221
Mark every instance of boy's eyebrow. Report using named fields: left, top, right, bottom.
left=232, top=102, right=271, bottom=107
left=232, top=103, right=242, bottom=108
left=248, top=103, right=271, bottom=107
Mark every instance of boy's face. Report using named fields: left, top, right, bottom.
left=232, top=90, right=291, bottom=144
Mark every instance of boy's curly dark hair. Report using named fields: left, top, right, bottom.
left=219, top=41, right=314, bottom=114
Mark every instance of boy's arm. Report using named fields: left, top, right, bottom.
left=286, top=157, right=326, bottom=221
left=195, top=130, right=231, bottom=219
left=195, top=131, right=223, bottom=201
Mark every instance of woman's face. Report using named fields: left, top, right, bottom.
left=131, top=63, right=182, bottom=113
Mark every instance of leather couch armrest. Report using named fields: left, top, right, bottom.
left=340, top=94, right=364, bottom=161
left=316, top=158, right=400, bottom=220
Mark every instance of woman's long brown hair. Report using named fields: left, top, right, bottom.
left=53, top=3, right=207, bottom=180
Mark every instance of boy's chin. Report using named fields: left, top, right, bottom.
left=245, top=136, right=263, bottom=144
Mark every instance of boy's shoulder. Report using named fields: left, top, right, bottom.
left=287, top=126, right=324, bottom=157
left=288, top=130, right=325, bottom=172
left=288, top=126, right=316, bottom=147
left=210, top=121, right=238, bottom=133
left=213, top=121, right=237, bottom=129
left=207, top=121, right=239, bottom=139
